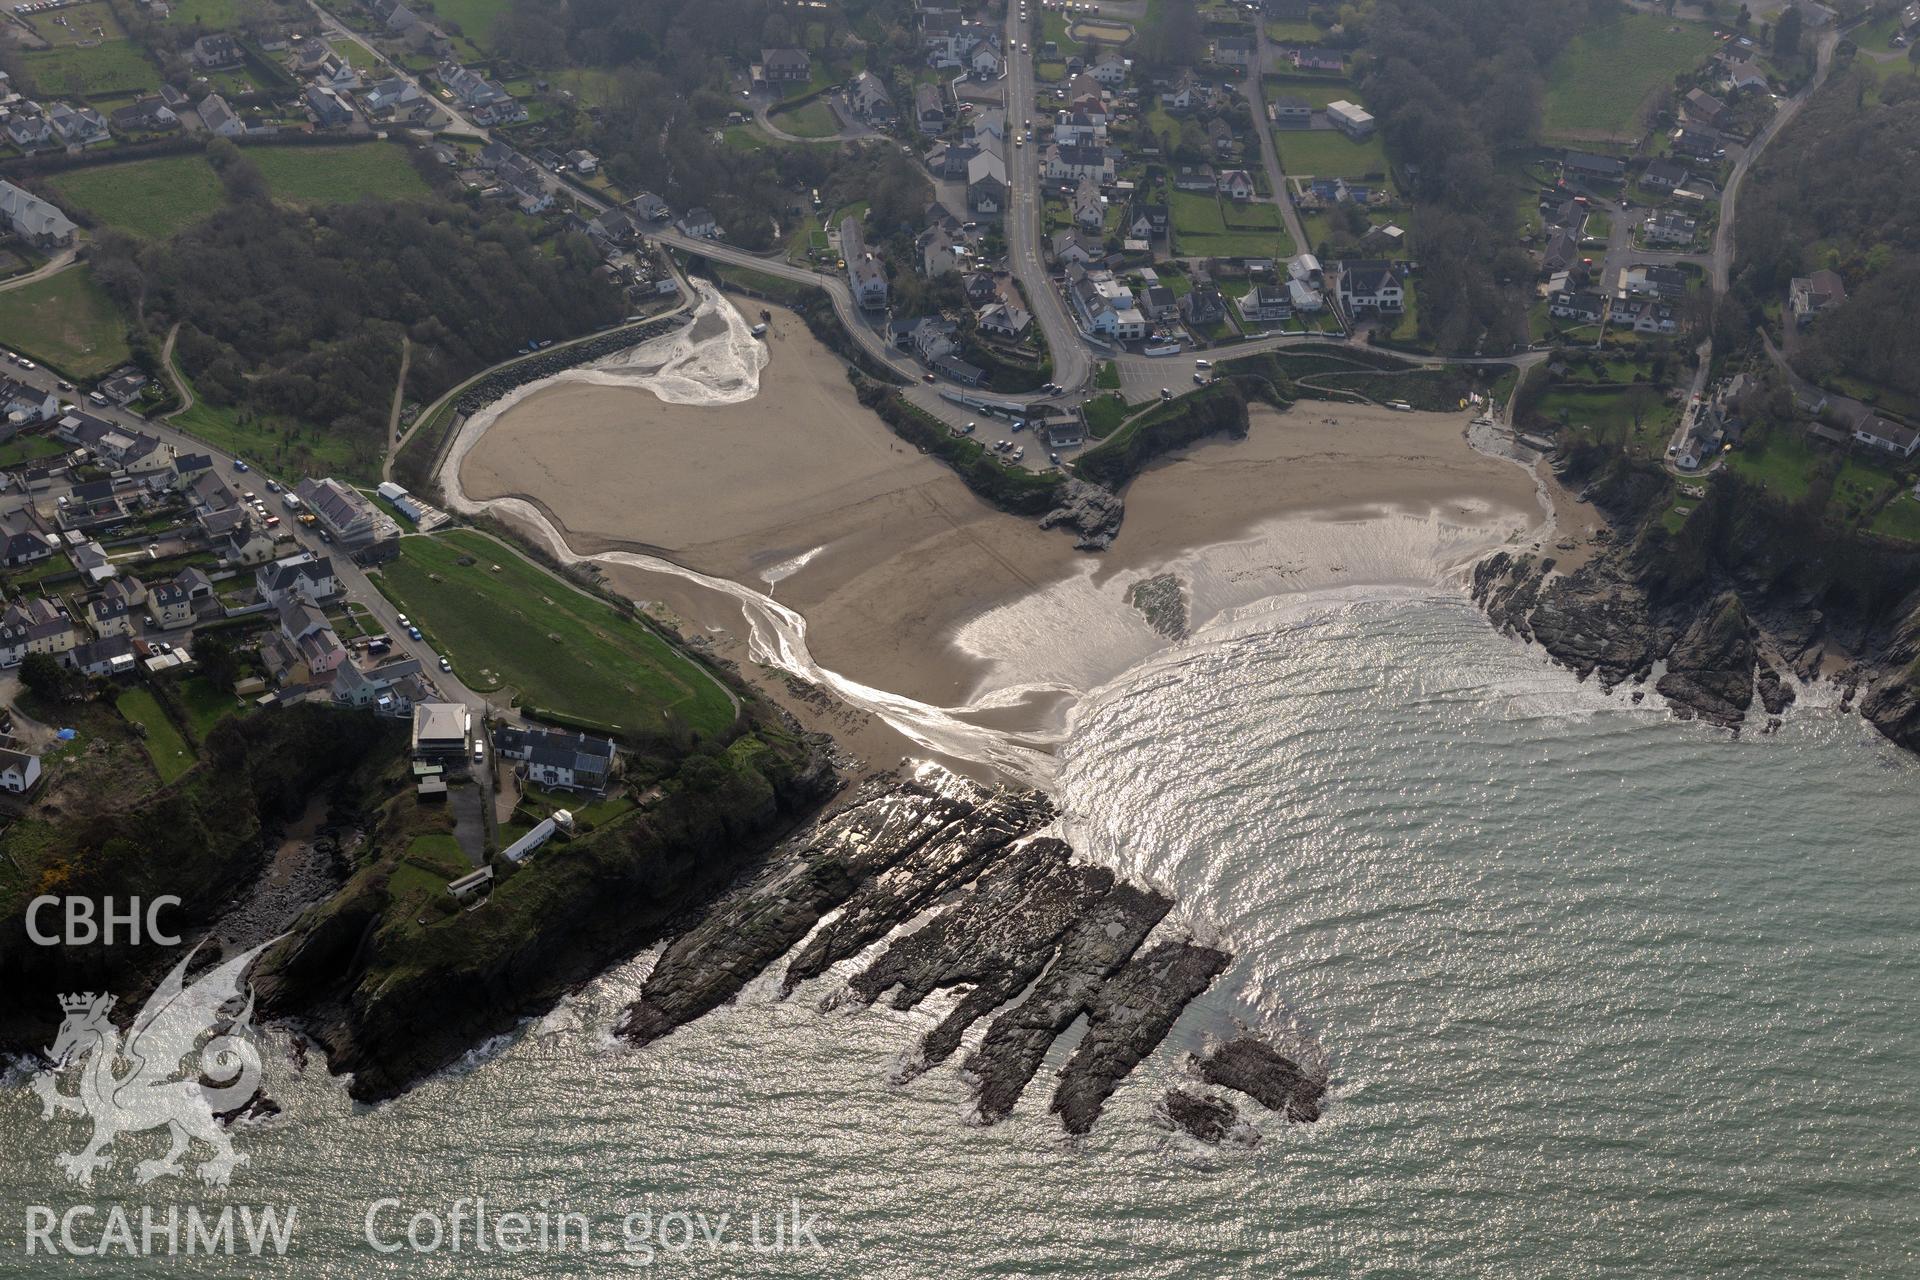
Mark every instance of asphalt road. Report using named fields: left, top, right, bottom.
left=1002, top=8, right=1093, bottom=394
left=1244, top=25, right=1309, bottom=253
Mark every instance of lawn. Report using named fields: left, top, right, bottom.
left=0, top=266, right=130, bottom=380
left=164, top=0, right=241, bottom=25
left=18, top=40, right=159, bottom=95
left=1276, top=129, right=1389, bottom=178
left=421, top=0, right=511, bottom=47
left=169, top=382, right=365, bottom=478
left=247, top=143, right=433, bottom=207
left=1264, top=18, right=1324, bottom=42
left=1536, top=384, right=1679, bottom=458
left=116, top=687, right=195, bottom=784
left=767, top=98, right=842, bottom=138
left=1724, top=430, right=1899, bottom=516
left=173, top=674, right=243, bottom=742
left=0, top=434, right=69, bottom=467
left=1872, top=491, right=1920, bottom=543
left=1542, top=12, right=1720, bottom=142
left=1171, top=190, right=1293, bottom=258
left=28, top=1, right=125, bottom=44
left=1260, top=75, right=1356, bottom=110
left=374, top=529, right=738, bottom=741
left=50, top=154, right=227, bottom=240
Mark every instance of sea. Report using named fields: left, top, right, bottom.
left=1, top=587, right=1915, bottom=1277
left=2, top=294, right=1916, bottom=1276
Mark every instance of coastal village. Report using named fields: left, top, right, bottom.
left=0, top=0, right=1910, bottom=1229
left=0, top=0, right=1910, bottom=905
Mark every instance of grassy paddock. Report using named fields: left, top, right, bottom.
left=1543, top=12, right=1719, bottom=141
left=115, top=687, right=194, bottom=784
left=373, top=528, right=737, bottom=741
left=245, top=142, right=433, bottom=207
left=50, top=154, right=226, bottom=240
left=0, top=266, right=131, bottom=379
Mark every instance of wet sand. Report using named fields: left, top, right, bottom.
left=454, top=300, right=1552, bottom=771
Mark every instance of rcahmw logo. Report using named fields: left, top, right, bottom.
left=31, top=942, right=273, bottom=1188
left=25, top=1204, right=296, bottom=1259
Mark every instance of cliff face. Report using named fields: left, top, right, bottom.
left=1475, top=466, right=1920, bottom=742
left=253, top=720, right=838, bottom=1101
left=0, top=707, right=405, bottom=1057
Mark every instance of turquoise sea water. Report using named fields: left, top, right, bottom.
left=1, top=595, right=1915, bottom=1277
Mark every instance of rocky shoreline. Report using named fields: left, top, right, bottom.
left=618, top=764, right=1325, bottom=1136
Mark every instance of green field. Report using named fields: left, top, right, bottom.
left=1724, top=429, right=1899, bottom=514
left=1536, top=384, right=1679, bottom=457
left=422, top=0, right=511, bottom=46
left=173, top=674, right=242, bottom=742
left=1276, top=128, right=1389, bottom=178
left=19, top=40, right=160, bottom=95
left=116, top=688, right=195, bottom=784
left=0, top=434, right=69, bottom=467
left=767, top=98, right=842, bottom=138
left=51, top=154, right=226, bottom=240
left=27, top=1, right=126, bottom=44
left=0, top=266, right=131, bottom=380
left=169, top=382, right=364, bottom=478
left=164, top=0, right=242, bottom=25
left=1261, top=75, right=1355, bottom=110
left=1543, top=12, right=1720, bottom=142
left=374, top=529, right=737, bottom=741
left=1872, top=491, right=1920, bottom=542
left=246, top=143, right=433, bottom=207
left=1170, top=190, right=1294, bottom=257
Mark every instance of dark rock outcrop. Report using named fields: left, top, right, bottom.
left=966, top=882, right=1172, bottom=1123
left=620, top=776, right=1053, bottom=1046
left=1473, top=551, right=1669, bottom=690
left=1655, top=592, right=1757, bottom=727
left=1161, top=1089, right=1244, bottom=1144
left=1194, top=1038, right=1327, bottom=1123
left=1051, top=941, right=1232, bottom=1135
left=1039, top=478, right=1125, bottom=551
left=845, top=839, right=1109, bottom=1071
left=614, top=766, right=1240, bottom=1136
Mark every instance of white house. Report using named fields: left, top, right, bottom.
left=0, top=746, right=41, bottom=793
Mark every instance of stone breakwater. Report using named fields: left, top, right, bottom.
left=449, top=316, right=688, bottom=419
left=617, top=763, right=1327, bottom=1137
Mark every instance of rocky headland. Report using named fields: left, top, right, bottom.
left=619, top=765, right=1322, bottom=1136
left=1472, top=453, right=1920, bottom=747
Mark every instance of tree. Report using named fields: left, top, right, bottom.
left=1773, top=5, right=1802, bottom=59
left=194, top=632, right=240, bottom=692
left=20, top=652, right=79, bottom=704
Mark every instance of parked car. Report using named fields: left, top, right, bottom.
left=439, top=656, right=453, bottom=672
left=408, top=626, right=423, bottom=641
left=232, top=459, right=249, bottom=472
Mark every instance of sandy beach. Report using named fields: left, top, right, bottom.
left=453, top=297, right=1559, bottom=774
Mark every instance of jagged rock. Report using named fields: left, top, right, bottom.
left=965, top=882, right=1172, bottom=1123
left=1126, top=573, right=1189, bottom=640
left=1755, top=660, right=1796, bottom=717
left=1862, top=673, right=1920, bottom=756
left=1655, top=593, right=1756, bottom=728
left=1194, top=1038, right=1326, bottom=1123
left=1051, top=941, right=1231, bottom=1135
left=845, top=839, right=1109, bottom=1072
left=781, top=794, right=1056, bottom=995
left=1039, top=478, right=1125, bottom=551
left=620, top=776, right=1053, bottom=1046
left=1474, top=552, right=1668, bottom=687
left=1160, top=1089, right=1245, bottom=1144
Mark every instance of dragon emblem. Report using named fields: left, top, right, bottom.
left=30, top=942, right=272, bottom=1188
